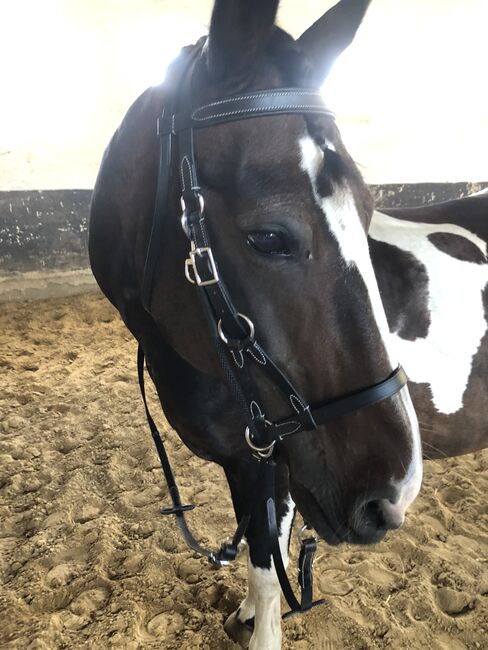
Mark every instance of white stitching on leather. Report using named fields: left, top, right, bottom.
left=193, top=105, right=334, bottom=123
left=181, top=156, right=194, bottom=190
left=192, top=90, right=321, bottom=116
left=231, top=350, right=244, bottom=368
left=274, top=421, right=301, bottom=436
left=250, top=401, right=263, bottom=418
left=290, top=394, right=305, bottom=413
left=198, top=217, right=209, bottom=246
left=247, top=345, right=266, bottom=365
left=180, top=158, right=186, bottom=192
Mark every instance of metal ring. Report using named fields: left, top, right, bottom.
left=217, top=313, right=255, bottom=346
left=180, top=192, right=205, bottom=215
left=245, top=426, right=275, bottom=458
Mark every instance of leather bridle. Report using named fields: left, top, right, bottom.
left=137, top=43, right=408, bottom=617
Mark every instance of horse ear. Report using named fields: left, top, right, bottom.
left=297, top=0, right=372, bottom=86
left=206, top=0, right=279, bottom=82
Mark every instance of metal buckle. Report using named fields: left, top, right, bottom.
left=185, top=243, right=219, bottom=287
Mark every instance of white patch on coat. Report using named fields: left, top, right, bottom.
left=299, top=136, right=422, bottom=513
left=370, top=210, right=488, bottom=414
left=238, top=495, right=295, bottom=649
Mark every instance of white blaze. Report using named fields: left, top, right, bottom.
left=299, top=136, right=422, bottom=516
left=299, top=136, right=395, bottom=365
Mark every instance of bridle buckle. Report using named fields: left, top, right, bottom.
left=185, top=243, right=219, bottom=286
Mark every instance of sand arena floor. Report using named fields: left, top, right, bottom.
left=0, top=292, right=487, bottom=649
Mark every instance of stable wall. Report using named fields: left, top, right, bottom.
left=1, top=1, right=487, bottom=300
left=2, top=0, right=488, bottom=190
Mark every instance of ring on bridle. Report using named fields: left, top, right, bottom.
left=218, top=313, right=255, bottom=346
left=181, top=193, right=205, bottom=216
left=137, top=42, right=409, bottom=620
left=245, top=425, right=276, bottom=459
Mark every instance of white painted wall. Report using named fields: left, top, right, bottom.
left=1, top=0, right=487, bottom=190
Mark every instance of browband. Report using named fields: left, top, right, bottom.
left=158, top=88, right=334, bottom=135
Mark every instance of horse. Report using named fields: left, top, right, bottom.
left=370, top=193, right=488, bottom=458
left=89, top=1, right=423, bottom=647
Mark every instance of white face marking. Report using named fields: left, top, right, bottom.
left=299, top=136, right=422, bottom=513
left=299, top=136, right=396, bottom=365
left=237, top=496, right=295, bottom=649
left=387, top=387, right=423, bottom=520
left=370, top=210, right=488, bottom=415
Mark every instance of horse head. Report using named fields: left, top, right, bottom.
left=123, top=0, right=423, bottom=546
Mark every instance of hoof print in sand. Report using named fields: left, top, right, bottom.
left=435, top=587, right=475, bottom=616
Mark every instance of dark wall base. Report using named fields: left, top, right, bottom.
left=0, top=190, right=92, bottom=274
left=1, top=183, right=487, bottom=278
left=370, top=182, right=488, bottom=209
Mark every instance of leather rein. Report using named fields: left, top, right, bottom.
left=137, top=45, right=408, bottom=617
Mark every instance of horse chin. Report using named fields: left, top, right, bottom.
left=289, top=480, right=387, bottom=547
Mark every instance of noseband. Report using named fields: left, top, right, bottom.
left=138, top=44, right=408, bottom=616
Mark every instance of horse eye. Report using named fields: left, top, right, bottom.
left=246, top=231, right=291, bottom=256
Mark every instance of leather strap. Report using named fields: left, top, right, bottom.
left=159, top=88, right=334, bottom=134
left=264, top=462, right=326, bottom=617
left=142, top=46, right=203, bottom=312
left=272, top=365, right=409, bottom=440
left=138, top=345, right=253, bottom=566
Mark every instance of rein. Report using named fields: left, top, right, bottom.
left=138, top=45, right=408, bottom=617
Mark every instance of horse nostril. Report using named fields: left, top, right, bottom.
left=351, top=491, right=407, bottom=541
left=356, top=497, right=405, bottom=535
left=363, top=499, right=385, bottom=530
left=363, top=498, right=404, bottom=531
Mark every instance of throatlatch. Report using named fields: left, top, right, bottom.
left=138, top=42, right=408, bottom=619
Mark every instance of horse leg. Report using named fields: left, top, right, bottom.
left=224, top=463, right=295, bottom=649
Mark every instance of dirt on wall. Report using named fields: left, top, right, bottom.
left=0, top=293, right=487, bottom=649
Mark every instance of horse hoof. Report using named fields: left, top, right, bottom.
left=224, top=610, right=254, bottom=648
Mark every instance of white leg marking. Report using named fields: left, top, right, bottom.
left=370, top=210, right=488, bottom=414
left=237, top=496, right=295, bottom=650
left=299, top=136, right=422, bottom=508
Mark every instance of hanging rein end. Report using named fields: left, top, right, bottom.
left=281, top=598, right=327, bottom=620
left=160, top=503, right=196, bottom=516
left=281, top=523, right=327, bottom=620
left=160, top=484, right=196, bottom=516
left=208, top=541, right=240, bottom=568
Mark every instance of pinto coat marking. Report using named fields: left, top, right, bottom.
left=370, top=210, right=488, bottom=415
